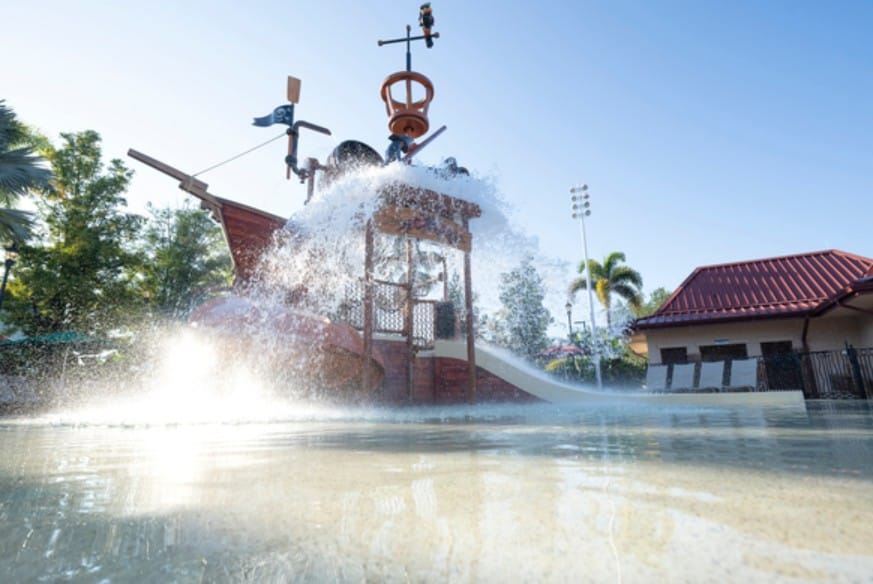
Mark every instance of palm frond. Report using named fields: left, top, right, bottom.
left=568, top=277, right=588, bottom=295
left=0, top=148, right=52, bottom=203
left=612, top=282, right=643, bottom=309
left=0, top=208, right=35, bottom=242
left=609, top=265, right=643, bottom=288
left=602, top=251, right=627, bottom=272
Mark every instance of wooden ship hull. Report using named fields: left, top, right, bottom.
left=127, top=61, right=513, bottom=403
left=127, top=149, right=386, bottom=395
left=189, top=295, right=385, bottom=395
left=127, top=60, right=491, bottom=403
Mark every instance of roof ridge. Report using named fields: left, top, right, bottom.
left=693, top=249, right=873, bottom=272
left=658, top=297, right=829, bottom=315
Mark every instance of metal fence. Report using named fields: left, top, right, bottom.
left=759, top=345, right=873, bottom=399
left=411, top=300, right=437, bottom=349
left=655, top=345, right=873, bottom=400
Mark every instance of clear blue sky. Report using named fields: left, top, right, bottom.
left=4, top=0, right=872, bottom=306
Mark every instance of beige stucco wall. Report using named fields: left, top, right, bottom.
left=645, top=314, right=873, bottom=364
left=862, top=316, right=873, bottom=347
left=805, top=314, right=870, bottom=351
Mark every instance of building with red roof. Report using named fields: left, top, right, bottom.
left=634, top=250, right=873, bottom=396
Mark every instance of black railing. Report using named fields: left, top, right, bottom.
left=654, top=346, right=873, bottom=400
left=725, top=347, right=872, bottom=399
left=788, top=347, right=873, bottom=400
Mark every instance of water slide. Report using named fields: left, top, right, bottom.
left=433, top=340, right=806, bottom=407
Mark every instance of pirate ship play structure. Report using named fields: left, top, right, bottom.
left=129, top=9, right=804, bottom=407
left=129, top=12, right=501, bottom=404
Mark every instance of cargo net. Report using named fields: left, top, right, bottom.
left=334, top=281, right=436, bottom=350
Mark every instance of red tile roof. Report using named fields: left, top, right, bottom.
left=635, top=250, right=873, bottom=329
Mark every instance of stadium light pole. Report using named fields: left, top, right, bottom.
left=570, top=185, right=602, bottom=389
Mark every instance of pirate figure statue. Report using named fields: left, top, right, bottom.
left=385, top=133, right=414, bottom=164
left=419, top=3, right=435, bottom=48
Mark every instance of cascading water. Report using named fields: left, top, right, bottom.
left=254, top=161, right=537, bottom=328
left=177, top=158, right=559, bottom=405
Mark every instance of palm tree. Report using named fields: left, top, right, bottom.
left=0, top=100, right=50, bottom=242
left=569, top=251, right=643, bottom=329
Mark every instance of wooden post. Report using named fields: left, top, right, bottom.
left=406, top=238, right=415, bottom=401
left=363, top=220, right=375, bottom=395
left=463, top=241, right=477, bottom=403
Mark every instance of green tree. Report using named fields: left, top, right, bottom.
left=487, top=257, right=553, bottom=358
left=569, top=251, right=643, bottom=330
left=546, top=336, right=645, bottom=388
left=7, top=131, right=144, bottom=334
left=141, top=201, right=232, bottom=316
left=373, top=236, right=444, bottom=297
left=0, top=100, right=51, bottom=242
left=636, top=287, right=672, bottom=318
left=446, top=270, right=484, bottom=335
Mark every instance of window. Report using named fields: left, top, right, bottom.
left=761, top=341, right=792, bottom=356
left=761, top=341, right=803, bottom=391
left=660, top=347, right=688, bottom=364
left=699, top=343, right=747, bottom=362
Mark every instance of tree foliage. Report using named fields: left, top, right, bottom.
left=486, top=257, right=553, bottom=358
left=446, top=270, right=485, bottom=335
left=546, top=336, right=646, bottom=388
left=636, top=286, right=672, bottom=318
left=141, top=202, right=232, bottom=316
left=569, top=251, right=643, bottom=329
left=6, top=131, right=144, bottom=334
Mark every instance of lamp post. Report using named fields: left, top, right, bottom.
left=0, top=244, right=19, bottom=311
left=570, top=185, right=602, bottom=389
left=564, top=301, right=573, bottom=342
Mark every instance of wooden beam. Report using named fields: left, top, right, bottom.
left=379, top=184, right=482, bottom=221
left=406, top=238, right=415, bottom=402
left=464, top=239, right=477, bottom=403
left=373, top=206, right=472, bottom=252
left=127, top=149, right=211, bottom=200
left=363, top=220, right=375, bottom=395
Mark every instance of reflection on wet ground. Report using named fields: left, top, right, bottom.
left=0, top=401, right=871, bottom=582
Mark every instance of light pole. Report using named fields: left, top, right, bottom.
left=564, top=301, right=573, bottom=342
left=570, top=185, right=602, bottom=389
left=0, top=244, right=19, bottom=311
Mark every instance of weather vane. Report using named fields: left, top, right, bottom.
left=377, top=2, right=439, bottom=72
left=375, top=3, right=447, bottom=164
